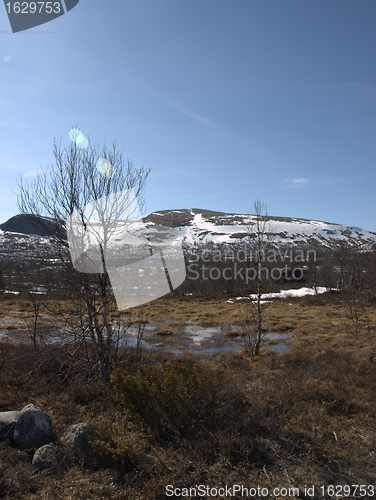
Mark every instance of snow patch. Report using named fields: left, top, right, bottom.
left=231, top=287, right=329, bottom=302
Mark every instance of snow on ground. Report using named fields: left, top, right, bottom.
left=227, top=287, right=329, bottom=303
left=251, top=286, right=328, bottom=299
left=180, top=212, right=376, bottom=246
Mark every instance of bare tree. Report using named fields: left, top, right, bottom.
left=306, top=254, right=320, bottom=294
left=26, top=288, right=43, bottom=350
left=244, top=199, right=274, bottom=355
left=17, top=135, right=150, bottom=379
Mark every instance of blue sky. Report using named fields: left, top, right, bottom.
left=1, top=1, right=376, bottom=230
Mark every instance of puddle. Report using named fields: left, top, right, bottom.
left=0, top=318, right=292, bottom=354
left=124, top=320, right=292, bottom=354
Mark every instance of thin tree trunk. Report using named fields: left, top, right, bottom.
left=254, top=254, right=262, bottom=355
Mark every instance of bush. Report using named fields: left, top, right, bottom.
left=93, top=416, right=149, bottom=470
left=111, top=360, right=223, bottom=442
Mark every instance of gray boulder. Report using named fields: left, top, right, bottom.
left=32, top=444, right=65, bottom=475
left=62, top=422, right=112, bottom=468
left=0, top=410, right=20, bottom=440
left=61, top=422, right=94, bottom=464
left=61, top=422, right=94, bottom=458
left=14, top=404, right=53, bottom=450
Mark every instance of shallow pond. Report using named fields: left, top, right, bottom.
left=123, top=321, right=292, bottom=354
left=0, top=320, right=292, bottom=354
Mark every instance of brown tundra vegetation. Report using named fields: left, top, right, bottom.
left=0, top=290, right=375, bottom=499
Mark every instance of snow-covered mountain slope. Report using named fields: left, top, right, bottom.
left=144, top=208, right=376, bottom=249
left=0, top=209, right=375, bottom=265
left=0, top=215, right=65, bottom=264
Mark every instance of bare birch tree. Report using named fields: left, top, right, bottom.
left=17, top=135, right=150, bottom=379
left=244, top=199, right=274, bottom=355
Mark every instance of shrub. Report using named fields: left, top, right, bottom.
left=111, top=360, right=223, bottom=442
left=92, top=416, right=148, bottom=470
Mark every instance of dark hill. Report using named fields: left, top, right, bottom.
left=0, top=214, right=65, bottom=238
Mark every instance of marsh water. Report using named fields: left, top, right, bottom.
left=123, top=320, right=292, bottom=354
left=0, top=318, right=292, bottom=354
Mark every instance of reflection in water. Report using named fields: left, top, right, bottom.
left=124, top=321, right=292, bottom=355
left=0, top=320, right=292, bottom=355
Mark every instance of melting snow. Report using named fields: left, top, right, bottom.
left=176, top=212, right=376, bottom=247
left=227, top=287, right=329, bottom=302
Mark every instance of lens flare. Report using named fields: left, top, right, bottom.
left=69, top=128, right=81, bottom=142
left=69, top=128, right=88, bottom=149
left=3, top=56, right=11, bottom=64
left=76, top=135, right=89, bottom=149
left=96, top=158, right=114, bottom=178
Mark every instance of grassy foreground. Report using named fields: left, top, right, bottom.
left=0, top=292, right=375, bottom=499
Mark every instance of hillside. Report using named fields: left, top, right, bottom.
left=0, top=214, right=63, bottom=238
left=146, top=208, right=376, bottom=249
left=0, top=210, right=375, bottom=265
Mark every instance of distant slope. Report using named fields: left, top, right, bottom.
left=0, top=214, right=64, bottom=238
left=0, top=209, right=375, bottom=265
left=144, top=208, right=376, bottom=249
left=0, top=214, right=66, bottom=265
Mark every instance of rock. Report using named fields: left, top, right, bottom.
left=14, top=404, right=53, bottom=450
left=32, top=444, right=65, bottom=475
left=0, top=410, right=20, bottom=440
left=61, top=422, right=94, bottom=464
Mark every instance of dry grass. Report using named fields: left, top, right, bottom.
left=0, top=291, right=376, bottom=498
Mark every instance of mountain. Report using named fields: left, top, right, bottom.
left=145, top=208, right=376, bottom=250
left=0, top=209, right=375, bottom=265
left=0, top=215, right=64, bottom=266
left=0, top=214, right=64, bottom=238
